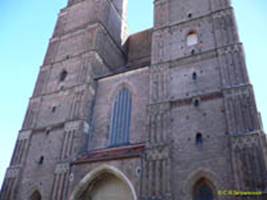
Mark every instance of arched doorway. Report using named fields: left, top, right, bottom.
left=193, top=178, right=215, bottom=200
left=81, top=173, right=134, bottom=200
left=70, top=165, right=137, bottom=200
left=30, top=190, right=41, bottom=200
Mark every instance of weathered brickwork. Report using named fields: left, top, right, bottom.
left=1, top=0, right=267, bottom=199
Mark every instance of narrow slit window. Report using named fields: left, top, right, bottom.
left=196, top=133, right=203, bottom=145
left=38, top=156, right=44, bottom=165
left=59, top=70, right=68, bottom=82
left=192, top=72, right=197, bottom=80
left=193, top=99, right=200, bottom=107
left=51, top=106, right=57, bottom=113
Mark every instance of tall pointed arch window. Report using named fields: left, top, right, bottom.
left=193, top=178, right=214, bottom=200
left=110, top=87, right=132, bottom=146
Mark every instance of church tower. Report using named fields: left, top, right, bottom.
left=145, top=0, right=267, bottom=199
left=1, top=0, right=267, bottom=199
left=0, top=0, right=128, bottom=199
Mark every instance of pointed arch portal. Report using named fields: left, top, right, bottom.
left=183, top=169, right=218, bottom=200
left=193, top=178, right=215, bottom=200
left=30, top=190, right=41, bottom=200
left=70, top=165, right=137, bottom=200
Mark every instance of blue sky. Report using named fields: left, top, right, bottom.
left=0, top=0, right=266, bottom=187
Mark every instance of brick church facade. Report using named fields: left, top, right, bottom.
left=1, top=0, right=267, bottom=199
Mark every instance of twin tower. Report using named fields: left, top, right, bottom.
left=1, top=0, right=267, bottom=199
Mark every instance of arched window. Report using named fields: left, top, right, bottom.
left=193, top=179, right=214, bottom=200
left=59, top=70, right=68, bottom=82
left=38, top=156, right=44, bottom=165
left=30, top=190, right=41, bottom=200
left=187, top=31, right=198, bottom=46
left=110, top=88, right=132, bottom=146
left=196, top=133, right=203, bottom=145
left=192, top=72, right=197, bottom=80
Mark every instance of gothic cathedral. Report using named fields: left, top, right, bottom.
left=1, top=0, right=267, bottom=199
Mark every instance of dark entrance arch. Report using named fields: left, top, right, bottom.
left=193, top=178, right=215, bottom=200
left=30, top=190, right=41, bottom=200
